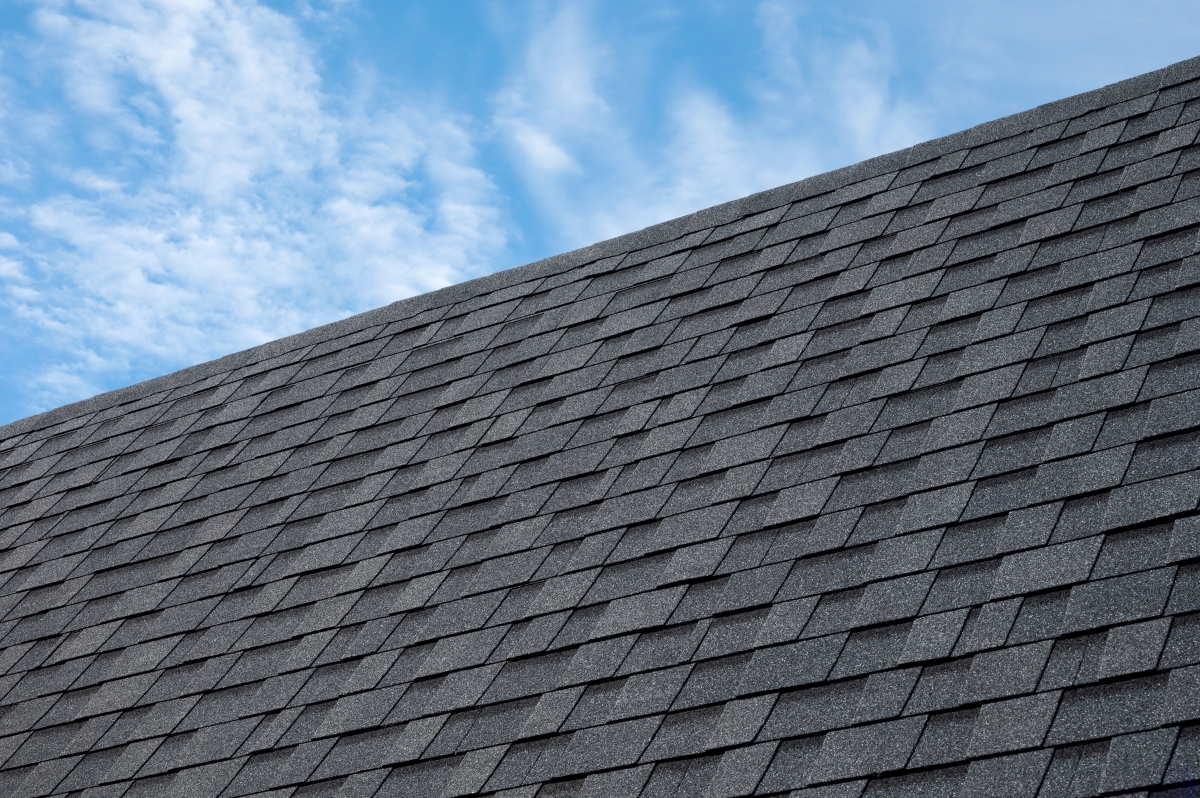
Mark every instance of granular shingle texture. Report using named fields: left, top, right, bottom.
left=3, top=57, right=1200, bottom=798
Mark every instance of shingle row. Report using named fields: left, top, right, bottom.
left=1, top=56, right=1200, bottom=798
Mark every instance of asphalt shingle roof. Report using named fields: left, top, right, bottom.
left=3, top=55, right=1200, bottom=797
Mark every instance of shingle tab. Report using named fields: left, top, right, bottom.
left=1, top=58, right=1200, bottom=798
left=807, top=716, right=927, bottom=783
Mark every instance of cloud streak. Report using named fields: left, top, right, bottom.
left=490, top=1, right=936, bottom=252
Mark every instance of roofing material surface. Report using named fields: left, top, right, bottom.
left=3, top=57, right=1200, bottom=798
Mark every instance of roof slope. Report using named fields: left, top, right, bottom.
left=3, top=57, right=1200, bottom=798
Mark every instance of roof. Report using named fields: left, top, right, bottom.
left=2, top=55, right=1200, bottom=798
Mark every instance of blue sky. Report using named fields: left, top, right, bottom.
left=1, top=1, right=1198, bottom=424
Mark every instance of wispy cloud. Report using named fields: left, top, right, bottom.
left=492, top=0, right=934, bottom=251
left=0, top=0, right=506, bottom=413
left=755, top=3, right=929, bottom=156
left=492, top=1, right=760, bottom=245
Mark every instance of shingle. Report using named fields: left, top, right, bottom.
left=1103, top=471, right=1200, bottom=529
left=740, top=633, right=846, bottom=697
left=1161, top=611, right=1200, bottom=671
left=963, top=641, right=1053, bottom=702
left=966, top=691, right=1059, bottom=756
left=1045, top=673, right=1167, bottom=744
left=854, top=667, right=921, bottom=723
left=1008, top=589, right=1071, bottom=646
left=562, top=635, right=636, bottom=685
left=377, top=754, right=465, bottom=796
left=990, top=536, right=1102, bottom=598
left=753, top=597, right=818, bottom=648
left=669, top=654, right=747, bottom=712
left=852, top=573, right=936, bottom=628
left=613, top=625, right=695, bottom=678
left=1048, top=493, right=1110, bottom=544
left=315, top=685, right=405, bottom=738
left=1162, top=662, right=1200, bottom=724
left=992, top=503, right=1058, bottom=554
left=895, top=484, right=972, bottom=534
left=1060, top=566, right=1176, bottom=633
left=958, top=749, right=1051, bottom=798
left=952, top=599, right=1022, bottom=655
left=552, top=710, right=657, bottom=768
left=1037, top=633, right=1100, bottom=691
left=694, top=609, right=767, bottom=660
left=1029, top=444, right=1136, bottom=505
left=1033, top=740, right=1106, bottom=797
left=777, top=545, right=871, bottom=601
left=1098, top=617, right=1171, bottom=678
left=898, top=609, right=969, bottom=664
left=759, top=679, right=864, bottom=740
left=766, top=478, right=840, bottom=525
left=519, top=687, right=583, bottom=738
left=806, top=716, right=927, bottom=783
left=831, top=622, right=912, bottom=677
left=440, top=743, right=509, bottom=795
left=561, top=679, right=623, bottom=731
left=482, top=737, right=557, bottom=791
left=921, top=559, right=1000, bottom=614
left=1097, top=727, right=1178, bottom=793
left=1164, top=722, right=1200, bottom=787
left=587, top=585, right=683, bottom=639
left=611, top=664, right=691, bottom=721
left=749, top=738, right=823, bottom=796
left=860, top=766, right=965, bottom=798
left=1171, top=516, right=1200, bottom=562
left=633, top=758, right=700, bottom=798
left=693, top=741, right=773, bottom=797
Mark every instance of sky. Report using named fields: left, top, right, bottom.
left=0, top=1, right=1198, bottom=424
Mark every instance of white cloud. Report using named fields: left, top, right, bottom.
left=757, top=3, right=932, bottom=154
left=492, top=3, right=611, bottom=183
left=491, top=0, right=934, bottom=252
left=0, top=0, right=507, bottom=412
left=0, top=258, right=23, bottom=281
left=492, top=1, right=763, bottom=246
left=298, top=0, right=359, bottom=25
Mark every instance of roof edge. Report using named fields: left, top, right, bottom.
left=5, top=54, right=1199, bottom=440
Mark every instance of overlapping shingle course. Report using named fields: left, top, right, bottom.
left=3, top=56, right=1200, bottom=797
